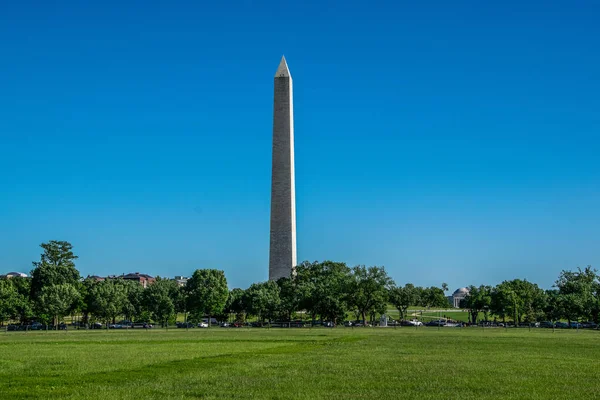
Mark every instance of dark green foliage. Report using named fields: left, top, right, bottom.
left=295, top=261, right=352, bottom=323
left=417, top=286, right=450, bottom=309
left=185, top=269, right=229, bottom=326
left=347, top=265, right=393, bottom=324
left=89, top=279, right=129, bottom=325
left=30, top=241, right=80, bottom=299
left=9, top=239, right=600, bottom=330
left=0, top=280, right=21, bottom=322
left=554, top=266, right=599, bottom=323
left=461, top=285, right=492, bottom=324
left=225, top=288, right=246, bottom=319
left=276, top=277, right=300, bottom=321
left=0, top=277, right=32, bottom=323
left=389, top=284, right=418, bottom=320
left=244, top=280, right=280, bottom=324
left=38, top=283, right=80, bottom=325
left=143, top=278, right=178, bottom=327
left=490, top=279, right=547, bottom=323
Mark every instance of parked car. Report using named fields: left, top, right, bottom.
left=197, top=322, right=209, bottom=328
left=343, top=321, right=353, bottom=327
left=177, top=322, right=195, bottom=328
left=555, top=322, right=569, bottom=329
left=425, top=320, right=446, bottom=327
left=30, top=322, right=45, bottom=330
left=323, top=321, right=335, bottom=328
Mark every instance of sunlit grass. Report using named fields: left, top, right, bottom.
left=1, top=327, right=598, bottom=399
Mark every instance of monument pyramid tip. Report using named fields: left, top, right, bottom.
left=275, top=56, right=291, bottom=78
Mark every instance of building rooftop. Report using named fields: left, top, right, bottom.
left=453, top=287, right=470, bottom=296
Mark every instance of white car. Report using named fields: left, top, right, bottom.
left=408, top=320, right=423, bottom=326
left=197, top=322, right=209, bottom=328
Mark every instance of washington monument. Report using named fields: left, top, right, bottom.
left=269, top=56, right=297, bottom=280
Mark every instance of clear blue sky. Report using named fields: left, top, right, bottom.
left=1, top=1, right=599, bottom=291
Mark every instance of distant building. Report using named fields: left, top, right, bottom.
left=173, top=276, right=188, bottom=287
left=451, top=287, right=470, bottom=308
left=87, top=275, right=105, bottom=282
left=121, top=272, right=155, bottom=288
left=0, top=272, right=28, bottom=279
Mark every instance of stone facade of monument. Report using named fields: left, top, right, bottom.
left=269, top=56, right=297, bottom=280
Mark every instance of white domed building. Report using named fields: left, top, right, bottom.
left=0, top=271, right=28, bottom=279
left=451, top=287, right=470, bottom=308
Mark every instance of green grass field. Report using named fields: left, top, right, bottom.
left=1, top=327, right=598, bottom=399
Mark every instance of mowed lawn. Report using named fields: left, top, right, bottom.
left=1, top=327, right=599, bottom=399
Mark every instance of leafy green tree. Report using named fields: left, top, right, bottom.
left=491, top=279, right=547, bottom=323
left=38, top=284, right=80, bottom=326
left=244, top=281, right=280, bottom=325
left=347, top=265, right=393, bottom=324
left=460, top=285, right=492, bottom=324
left=277, top=277, right=300, bottom=324
left=143, top=278, right=177, bottom=327
left=185, top=269, right=229, bottom=326
left=225, top=288, right=247, bottom=323
left=0, top=280, right=20, bottom=324
left=295, top=261, right=352, bottom=323
left=543, top=289, right=564, bottom=323
left=4, top=276, right=33, bottom=323
left=89, top=279, right=128, bottom=326
left=555, top=266, right=598, bottom=323
left=389, top=284, right=417, bottom=320
left=79, top=277, right=100, bottom=325
left=122, top=280, right=144, bottom=322
left=420, top=286, right=449, bottom=309
left=592, top=280, right=600, bottom=323
left=30, top=241, right=80, bottom=299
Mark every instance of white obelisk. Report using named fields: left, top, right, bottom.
left=269, top=56, right=297, bottom=280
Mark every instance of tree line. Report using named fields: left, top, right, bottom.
left=1, top=241, right=599, bottom=327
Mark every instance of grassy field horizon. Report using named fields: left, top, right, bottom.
left=1, top=327, right=599, bottom=399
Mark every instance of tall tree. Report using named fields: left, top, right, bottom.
left=460, top=285, right=492, bottom=324
left=277, top=277, right=300, bottom=324
left=244, top=281, right=280, bottom=325
left=122, top=280, right=144, bottom=322
left=185, top=269, right=229, bottom=326
left=38, top=284, right=80, bottom=326
left=0, top=280, right=20, bottom=324
left=555, top=266, right=598, bottom=323
left=492, top=279, right=547, bottom=323
left=295, top=261, right=352, bottom=323
left=543, top=289, right=564, bottom=323
left=30, top=241, right=80, bottom=300
left=144, top=278, right=178, bottom=327
left=389, top=284, right=417, bottom=321
left=3, top=276, right=33, bottom=323
left=347, top=265, right=393, bottom=324
left=89, top=279, right=128, bottom=326
left=420, top=286, right=449, bottom=309
left=79, top=277, right=99, bottom=325
left=225, top=288, right=247, bottom=323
